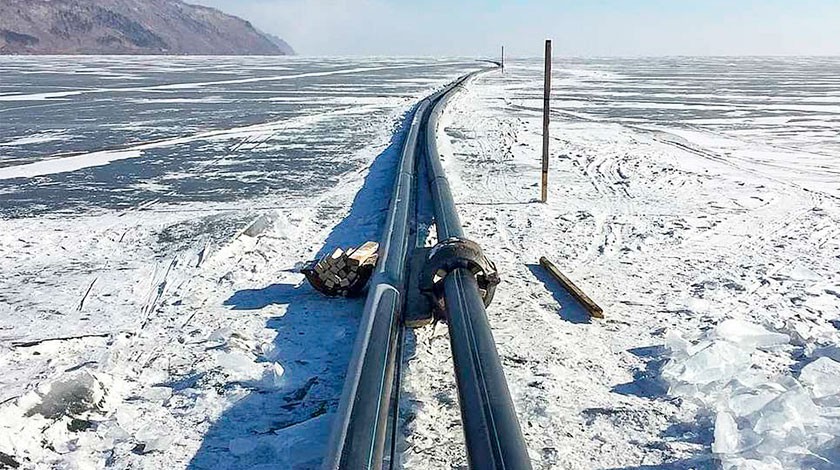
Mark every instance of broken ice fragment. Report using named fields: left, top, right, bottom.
left=714, top=319, right=789, bottom=349
left=209, top=327, right=233, bottom=344
left=784, top=264, right=822, bottom=282
left=664, top=330, right=690, bottom=354
left=728, top=387, right=781, bottom=417
left=216, top=351, right=262, bottom=381
left=143, top=386, right=173, bottom=403
left=752, top=387, right=819, bottom=436
left=135, top=425, right=174, bottom=453
left=799, top=357, right=840, bottom=399
left=26, top=372, right=106, bottom=419
left=712, top=411, right=739, bottom=454
left=260, top=363, right=285, bottom=390
left=662, top=340, right=751, bottom=387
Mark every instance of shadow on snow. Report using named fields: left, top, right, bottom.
left=608, top=346, right=716, bottom=469
left=525, top=263, right=591, bottom=324
left=186, top=109, right=415, bottom=469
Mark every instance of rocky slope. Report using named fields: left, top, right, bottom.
left=0, top=0, right=294, bottom=55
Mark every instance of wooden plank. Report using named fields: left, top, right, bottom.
left=347, top=241, right=379, bottom=266
left=302, top=242, right=380, bottom=297
left=539, top=256, right=604, bottom=319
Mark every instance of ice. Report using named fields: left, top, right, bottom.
left=208, top=326, right=234, bottom=344
left=662, top=339, right=752, bottom=388
left=216, top=351, right=263, bottom=382
left=712, top=411, right=739, bottom=454
left=799, top=357, right=840, bottom=399
left=27, top=372, right=106, bottom=419
left=785, top=263, right=823, bottom=282
left=663, top=319, right=840, bottom=469
left=142, top=386, right=173, bottom=403
left=752, top=386, right=820, bottom=435
left=259, top=363, right=286, bottom=390
left=713, top=319, right=790, bottom=349
left=4, top=55, right=840, bottom=469
left=728, top=387, right=781, bottom=416
left=722, top=457, right=785, bottom=470
left=135, top=425, right=175, bottom=453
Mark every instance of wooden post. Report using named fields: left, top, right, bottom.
left=541, top=40, right=552, bottom=203
left=501, top=45, right=505, bottom=71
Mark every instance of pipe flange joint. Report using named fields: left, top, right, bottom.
left=420, top=237, right=500, bottom=316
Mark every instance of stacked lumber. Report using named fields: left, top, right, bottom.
left=302, top=241, right=380, bottom=297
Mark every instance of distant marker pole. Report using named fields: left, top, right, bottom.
left=501, top=45, right=505, bottom=71
left=541, top=39, right=552, bottom=203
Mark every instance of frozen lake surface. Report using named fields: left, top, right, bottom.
left=0, top=57, right=838, bottom=469
left=0, top=57, right=477, bottom=216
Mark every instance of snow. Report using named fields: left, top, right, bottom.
left=1, top=56, right=839, bottom=469
left=0, top=56, right=478, bottom=469
left=0, top=149, right=144, bottom=180
left=399, top=58, right=840, bottom=469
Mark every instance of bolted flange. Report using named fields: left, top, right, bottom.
left=420, top=237, right=500, bottom=318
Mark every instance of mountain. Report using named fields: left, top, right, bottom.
left=0, top=0, right=294, bottom=55
left=258, top=30, right=295, bottom=56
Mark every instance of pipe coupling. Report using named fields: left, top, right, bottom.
left=420, top=237, right=500, bottom=317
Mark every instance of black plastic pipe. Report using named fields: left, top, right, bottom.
left=324, top=65, right=530, bottom=470
left=322, top=101, right=427, bottom=470
left=424, top=73, right=533, bottom=470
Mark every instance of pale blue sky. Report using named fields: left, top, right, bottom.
left=194, top=0, right=840, bottom=56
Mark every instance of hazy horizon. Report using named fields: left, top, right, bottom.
left=193, top=0, right=840, bottom=57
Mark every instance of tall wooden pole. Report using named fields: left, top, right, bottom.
left=541, top=39, right=552, bottom=203
left=501, top=45, right=505, bottom=71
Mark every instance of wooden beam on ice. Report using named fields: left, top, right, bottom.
left=539, top=256, right=604, bottom=319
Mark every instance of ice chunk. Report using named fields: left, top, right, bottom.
left=714, top=319, right=789, bottom=349
left=752, top=387, right=819, bottom=436
left=800, top=357, right=840, bottom=399
left=664, top=330, right=690, bottom=354
left=209, top=327, right=234, bottom=344
left=26, top=372, right=106, bottom=419
left=785, top=264, right=822, bottom=282
left=217, top=351, right=262, bottom=381
left=722, top=457, right=784, bottom=470
left=784, top=320, right=816, bottom=347
left=142, top=386, right=173, bottom=403
left=260, top=363, right=285, bottom=390
left=662, top=340, right=751, bottom=387
left=663, top=319, right=840, bottom=470
left=729, top=387, right=781, bottom=417
left=135, top=425, right=174, bottom=453
left=713, top=411, right=739, bottom=454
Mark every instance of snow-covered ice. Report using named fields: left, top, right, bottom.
left=1, top=56, right=840, bottom=469
left=398, top=57, right=840, bottom=469
left=0, top=56, right=478, bottom=469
